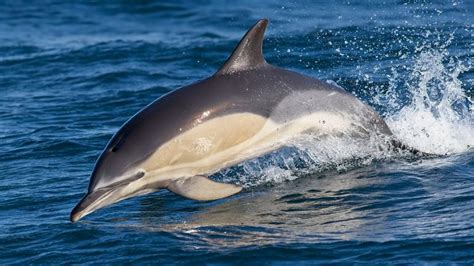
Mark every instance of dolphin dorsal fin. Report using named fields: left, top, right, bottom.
left=215, top=19, right=269, bottom=75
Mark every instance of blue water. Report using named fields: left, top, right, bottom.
left=1, top=1, right=473, bottom=264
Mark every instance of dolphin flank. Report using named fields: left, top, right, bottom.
left=70, top=19, right=407, bottom=222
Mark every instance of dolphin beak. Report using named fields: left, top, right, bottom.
left=70, top=197, right=88, bottom=222
left=70, top=188, right=117, bottom=222
left=71, top=172, right=149, bottom=222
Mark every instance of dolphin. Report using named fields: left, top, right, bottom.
left=70, top=19, right=407, bottom=222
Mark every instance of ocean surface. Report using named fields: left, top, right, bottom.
left=1, top=0, right=473, bottom=264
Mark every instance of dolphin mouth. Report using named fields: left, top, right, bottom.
left=71, top=171, right=147, bottom=222
left=70, top=188, right=116, bottom=222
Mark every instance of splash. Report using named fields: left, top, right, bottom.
left=218, top=134, right=394, bottom=187
left=382, top=47, right=473, bottom=154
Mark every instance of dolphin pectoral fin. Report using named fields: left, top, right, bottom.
left=167, top=176, right=242, bottom=201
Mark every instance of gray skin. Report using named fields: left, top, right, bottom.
left=70, top=19, right=407, bottom=222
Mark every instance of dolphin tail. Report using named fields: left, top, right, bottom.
left=167, top=176, right=242, bottom=201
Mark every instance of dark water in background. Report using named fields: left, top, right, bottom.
left=1, top=0, right=473, bottom=264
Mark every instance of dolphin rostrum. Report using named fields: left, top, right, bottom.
left=70, top=19, right=407, bottom=222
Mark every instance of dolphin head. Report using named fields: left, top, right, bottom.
left=70, top=124, right=156, bottom=222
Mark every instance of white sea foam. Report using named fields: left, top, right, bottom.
left=220, top=134, right=391, bottom=187
left=384, top=48, right=473, bottom=154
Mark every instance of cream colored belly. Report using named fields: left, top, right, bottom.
left=142, top=111, right=351, bottom=182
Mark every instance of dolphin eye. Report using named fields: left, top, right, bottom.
left=136, top=171, right=145, bottom=178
